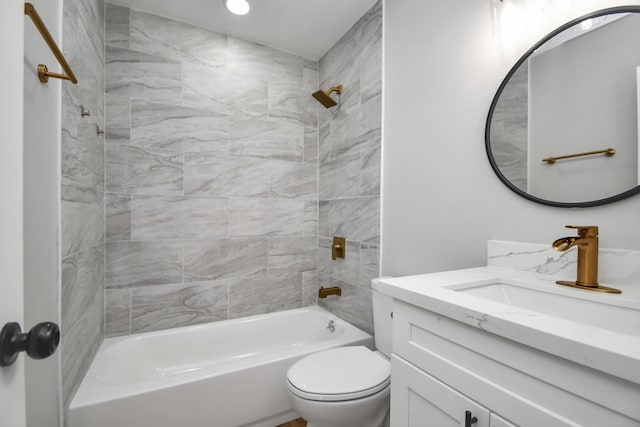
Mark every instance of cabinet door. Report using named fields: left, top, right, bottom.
left=490, top=413, right=517, bottom=427
left=392, top=355, right=489, bottom=427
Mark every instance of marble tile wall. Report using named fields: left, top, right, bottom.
left=61, top=0, right=105, bottom=409
left=104, top=3, right=319, bottom=337
left=317, top=1, right=382, bottom=335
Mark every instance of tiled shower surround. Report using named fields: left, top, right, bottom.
left=57, top=0, right=381, bottom=411
left=61, top=0, right=105, bottom=407
left=102, top=2, right=381, bottom=336
left=103, top=3, right=320, bottom=336
left=317, top=2, right=382, bottom=334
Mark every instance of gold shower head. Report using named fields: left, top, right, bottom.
left=312, top=85, right=343, bottom=108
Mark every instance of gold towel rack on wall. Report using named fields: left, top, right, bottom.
left=542, top=148, right=616, bottom=164
left=24, top=2, right=78, bottom=84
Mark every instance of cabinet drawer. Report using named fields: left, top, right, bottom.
left=392, top=355, right=490, bottom=427
left=392, top=300, right=640, bottom=426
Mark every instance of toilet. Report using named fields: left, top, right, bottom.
left=286, top=289, right=393, bottom=427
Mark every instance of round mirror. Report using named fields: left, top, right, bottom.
left=486, top=7, right=640, bottom=207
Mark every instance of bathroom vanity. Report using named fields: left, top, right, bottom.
left=374, top=241, right=640, bottom=427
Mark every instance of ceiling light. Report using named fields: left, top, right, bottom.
left=224, top=0, right=250, bottom=15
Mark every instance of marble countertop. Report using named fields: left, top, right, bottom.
left=373, top=266, right=640, bottom=385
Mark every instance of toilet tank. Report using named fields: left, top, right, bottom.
left=372, top=281, right=393, bottom=357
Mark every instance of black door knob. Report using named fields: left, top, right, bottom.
left=0, top=321, right=60, bottom=367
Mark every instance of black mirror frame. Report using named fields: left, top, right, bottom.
left=485, top=6, right=640, bottom=208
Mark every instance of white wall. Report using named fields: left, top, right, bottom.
left=23, top=0, right=63, bottom=425
left=382, top=0, right=640, bottom=277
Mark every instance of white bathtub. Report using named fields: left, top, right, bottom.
left=68, top=306, right=371, bottom=427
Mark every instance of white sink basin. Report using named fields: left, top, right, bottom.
left=446, top=279, right=640, bottom=337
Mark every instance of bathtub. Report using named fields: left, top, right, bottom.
left=68, top=306, right=371, bottom=427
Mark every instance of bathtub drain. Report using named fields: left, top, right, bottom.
left=326, top=320, right=335, bottom=333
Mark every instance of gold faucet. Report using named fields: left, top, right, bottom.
left=552, top=225, right=621, bottom=294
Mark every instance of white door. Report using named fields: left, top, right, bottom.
left=0, top=0, right=27, bottom=425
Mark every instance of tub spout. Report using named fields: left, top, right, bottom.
left=318, top=287, right=341, bottom=298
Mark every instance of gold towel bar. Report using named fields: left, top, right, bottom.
left=542, top=148, right=615, bottom=164
left=24, top=2, right=78, bottom=84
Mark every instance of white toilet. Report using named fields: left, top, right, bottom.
left=286, top=289, right=393, bottom=427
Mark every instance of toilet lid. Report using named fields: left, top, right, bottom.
left=287, top=346, right=390, bottom=401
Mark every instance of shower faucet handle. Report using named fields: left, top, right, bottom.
left=332, top=236, right=345, bottom=260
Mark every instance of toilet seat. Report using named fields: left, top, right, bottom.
left=287, top=346, right=391, bottom=402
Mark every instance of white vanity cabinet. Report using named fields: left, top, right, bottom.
left=393, top=355, right=497, bottom=427
left=393, top=355, right=519, bottom=427
left=390, top=300, right=640, bottom=427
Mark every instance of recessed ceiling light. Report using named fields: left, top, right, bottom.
left=224, top=0, right=250, bottom=15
